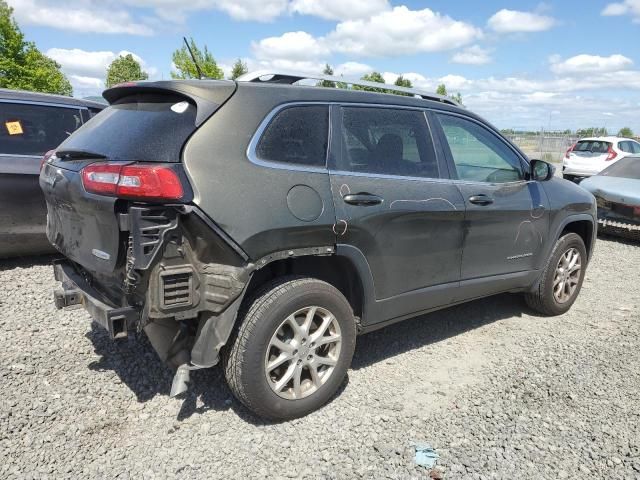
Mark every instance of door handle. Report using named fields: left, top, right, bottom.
left=343, top=193, right=384, bottom=206
left=468, top=194, right=494, bottom=206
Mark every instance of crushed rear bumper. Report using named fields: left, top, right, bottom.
left=53, top=259, right=139, bottom=339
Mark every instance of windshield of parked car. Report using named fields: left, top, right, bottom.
left=599, top=157, right=640, bottom=179
left=573, top=140, right=610, bottom=154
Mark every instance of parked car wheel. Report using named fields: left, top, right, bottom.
left=525, top=233, right=587, bottom=316
left=562, top=174, right=575, bottom=182
left=223, top=276, right=357, bottom=420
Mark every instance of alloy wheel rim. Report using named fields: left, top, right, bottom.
left=264, top=306, right=342, bottom=400
left=553, top=247, right=582, bottom=304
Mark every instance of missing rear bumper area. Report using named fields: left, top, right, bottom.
left=53, top=259, right=139, bottom=339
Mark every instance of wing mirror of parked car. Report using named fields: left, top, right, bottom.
left=530, top=159, right=555, bottom=181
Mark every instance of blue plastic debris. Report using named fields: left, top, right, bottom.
left=411, top=442, right=439, bottom=468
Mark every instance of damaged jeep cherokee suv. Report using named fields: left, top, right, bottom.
left=42, top=72, right=597, bottom=420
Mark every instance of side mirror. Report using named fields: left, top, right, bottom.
left=530, top=159, right=555, bottom=181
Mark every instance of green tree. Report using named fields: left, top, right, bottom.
left=171, top=38, right=223, bottom=79
left=436, top=83, right=463, bottom=105
left=450, top=92, right=463, bottom=105
left=618, top=127, right=634, bottom=138
left=576, top=127, right=608, bottom=137
left=317, top=63, right=336, bottom=88
left=105, top=54, right=148, bottom=88
left=353, top=71, right=390, bottom=94
left=229, top=58, right=248, bottom=80
left=393, top=75, right=413, bottom=96
left=0, top=1, right=72, bottom=95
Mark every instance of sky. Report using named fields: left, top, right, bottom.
left=7, top=0, right=640, bottom=132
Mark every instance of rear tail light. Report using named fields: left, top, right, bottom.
left=606, top=145, right=617, bottom=161
left=81, top=162, right=184, bottom=200
left=564, top=143, right=575, bottom=159
left=40, top=150, right=56, bottom=171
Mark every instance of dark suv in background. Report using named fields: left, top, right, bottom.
left=0, top=89, right=104, bottom=257
left=42, top=72, right=596, bottom=419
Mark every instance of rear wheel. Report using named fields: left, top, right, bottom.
left=525, top=233, right=587, bottom=316
left=223, top=276, right=356, bottom=420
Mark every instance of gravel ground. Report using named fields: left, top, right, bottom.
left=1, top=236, right=639, bottom=479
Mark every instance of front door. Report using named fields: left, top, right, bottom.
left=432, top=112, right=550, bottom=286
left=329, top=105, right=466, bottom=324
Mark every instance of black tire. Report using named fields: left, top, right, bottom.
left=223, top=276, right=357, bottom=420
left=562, top=174, right=575, bottom=182
left=525, top=232, right=587, bottom=316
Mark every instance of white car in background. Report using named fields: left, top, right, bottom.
left=562, top=137, right=640, bottom=181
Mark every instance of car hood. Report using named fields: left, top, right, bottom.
left=580, top=176, right=640, bottom=206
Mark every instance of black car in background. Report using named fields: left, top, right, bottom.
left=0, top=89, right=105, bottom=257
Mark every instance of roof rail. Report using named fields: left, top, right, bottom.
left=236, top=70, right=460, bottom=107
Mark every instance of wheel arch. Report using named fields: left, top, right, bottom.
left=557, top=215, right=596, bottom=261
left=242, top=247, right=375, bottom=327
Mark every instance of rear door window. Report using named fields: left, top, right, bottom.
left=255, top=105, right=329, bottom=167
left=618, top=141, right=632, bottom=153
left=338, top=107, right=439, bottom=178
left=0, top=102, right=83, bottom=156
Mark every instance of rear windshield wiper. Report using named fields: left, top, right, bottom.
left=55, top=149, right=107, bottom=160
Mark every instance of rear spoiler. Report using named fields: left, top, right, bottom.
left=102, top=80, right=237, bottom=127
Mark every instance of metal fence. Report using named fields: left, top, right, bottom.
left=505, top=133, right=579, bottom=164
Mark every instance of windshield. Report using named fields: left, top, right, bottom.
left=599, top=156, right=640, bottom=179
left=56, top=93, right=197, bottom=162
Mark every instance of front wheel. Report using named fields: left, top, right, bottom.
left=525, top=233, right=587, bottom=316
left=223, top=277, right=356, bottom=420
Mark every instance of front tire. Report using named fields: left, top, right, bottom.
left=525, top=233, right=587, bottom=316
left=223, top=276, right=356, bottom=420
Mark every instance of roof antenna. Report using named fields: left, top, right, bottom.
left=183, top=36, right=204, bottom=79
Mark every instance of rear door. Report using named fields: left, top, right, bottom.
left=0, top=100, right=84, bottom=256
left=432, top=112, right=550, bottom=292
left=328, top=105, right=465, bottom=324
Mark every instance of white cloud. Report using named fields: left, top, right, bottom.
left=45, top=48, right=157, bottom=98
left=550, top=54, right=634, bottom=75
left=601, top=0, right=640, bottom=22
left=46, top=48, right=156, bottom=78
left=290, top=0, right=389, bottom=21
left=252, top=31, right=330, bottom=61
left=211, top=0, right=288, bottom=22
left=327, top=6, right=482, bottom=56
left=7, top=0, right=153, bottom=35
left=334, top=62, right=373, bottom=78
left=451, top=45, right=492, bottom=65
left=488, top=9, right=557, bottom=33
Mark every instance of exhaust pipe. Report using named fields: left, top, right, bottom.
left=170, top=364, right=191, bottom=397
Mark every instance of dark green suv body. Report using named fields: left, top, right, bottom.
left=42, top=74, right=596, bottom=419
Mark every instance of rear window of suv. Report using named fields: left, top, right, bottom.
left=0, top=102, right=83, bottom=156
left=56, top=94, right=197, bottom=162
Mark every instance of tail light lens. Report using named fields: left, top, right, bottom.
left=564, top=143, right=575, bottom=159
left=606, top=145, right=617, bottom=161
left=40, top=150, right=56, bottom=171
left=81, top=162, right=184, bottom=200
